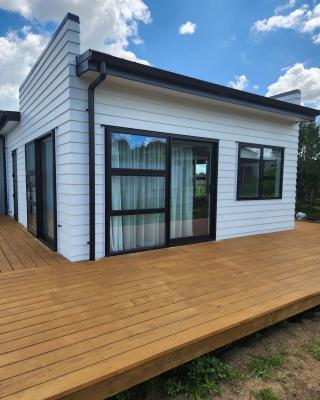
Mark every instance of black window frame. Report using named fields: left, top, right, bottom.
left=105, top=126, right=219, bottom=257
left=237, top=142, right=285, bottom=201
left=11, top=149, right=18, bottom=221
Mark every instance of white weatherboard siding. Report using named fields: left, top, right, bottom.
left=5, top=17, right=82, bottom=261
left=3, top=14, right=299, bottom=262
left=70, top=75, right=298, bottom=259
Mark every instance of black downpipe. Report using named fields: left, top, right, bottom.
left=88, top=62, right=107, bottom=261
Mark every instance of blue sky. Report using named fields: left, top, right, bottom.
left=135, top=0, right=319, bottom=94
left=0, top=0, right=319, bottom=109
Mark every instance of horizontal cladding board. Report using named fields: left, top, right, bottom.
left=72, top=81, right=298, bottom=137
left=93, top=104, right=298, bottom=141
left=217, top=215, right=294, bottom=229
left=217, top=206, right=294, bottom=217
left=21, top=95, right=71, bottom=133
left=20, top=51, right=74, bottom=106
left=20, top=49, right=78, bottom=108
left=94, top=86, right=298, bottom=135
left=19, top=109, right=70, bottom=145
left=20, top=24, right=80, bottom=95
left=21, top=68, right=71, bottom=118
left=216, top=225, right=294, bottom=240
left=93, top=80, right=299, bottom=131
left=217, top=220, right=294, bottom=236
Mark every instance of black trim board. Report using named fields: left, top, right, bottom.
left=76, top=50, right=320, bottom=121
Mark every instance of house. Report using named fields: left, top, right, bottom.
left=0, top=13, right=319, bottom=262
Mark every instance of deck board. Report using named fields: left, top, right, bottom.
left=0, top=217, right=320, bottom=400
left=0, top=217, right=66, bottom=271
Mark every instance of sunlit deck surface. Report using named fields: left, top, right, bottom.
left=1, top=217, right=320, bottom=400
left=0, top=216, right=66, bottom=271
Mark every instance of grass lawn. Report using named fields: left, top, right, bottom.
left=110, top=306, right=320, bottom=400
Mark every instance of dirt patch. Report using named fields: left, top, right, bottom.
left=215, top=308, right=320, bottom=400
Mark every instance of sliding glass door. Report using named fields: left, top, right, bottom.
left=25, top=132, right=57, bottom=250
left=170, top=139, right=213, bottom=243
left=106, top=127, right=217, bottom=256
left=39, top=134, right=56, bottom=249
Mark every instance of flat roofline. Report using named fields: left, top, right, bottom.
left=0, top=111, right=20, bottom=132
left=77, top=49, right=320, bottom=122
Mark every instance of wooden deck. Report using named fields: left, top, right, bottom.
left=1, top=218, right=320, bottom=400
left=0, top=216, right=67, bottom=272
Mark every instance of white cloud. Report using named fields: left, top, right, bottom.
left=266, top=63, right=320, bottom=108
left=0, top=26, right=48, bottom=110
left=275, top=0, right=297, bottom=15
left=253, top=84, right=259, bottom=90
left=0, top=0, right=152, bottom=109
left=252, top=2, right=320, bottom=44
left=313, top=32, right=320, bottom=43
left=179, top=21, right=197, bottom=35
left=228, top=74, right=249, bottom=90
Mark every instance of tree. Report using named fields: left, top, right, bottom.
left=297, top=122, right=320, bottom=203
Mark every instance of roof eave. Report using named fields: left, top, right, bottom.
left=76, top=50, right=320, bottom=122
left=0, top=111, right=21, bottom=134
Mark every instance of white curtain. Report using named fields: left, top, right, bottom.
left=110, top=137, right=165, bottom=252
left=170, top=143, right=194, bottom=238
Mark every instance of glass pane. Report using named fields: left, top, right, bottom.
left=41, top=136, right=55, bottom=246
left=110, top=213, right=165, bottom=253
left=25, top=143, right=37, bottom=235
left=170, top=140, right=212, bottom=239
left=111, top=133, right=167, bottom=170
left=262, top=148, right=282, bottom=198
left=240, top=146, right=261, bottom=160
left=112, top=176, right=165, bottom=210
left=238, top=145, right=261, bottom=198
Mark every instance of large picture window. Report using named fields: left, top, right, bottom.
left=106, top=127, right=218, bottom=256
left=237, top=143, right=284, bottom=200
left=107, top=130, right=167, bottom=254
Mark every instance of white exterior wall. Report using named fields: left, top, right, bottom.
left=3, top=15, right=300, bottom=262
left=5, top=16, right=83, bottom=261
left=69, top=76, right=299, bottom=260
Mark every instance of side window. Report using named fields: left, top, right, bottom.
left=237, top=143, right=284, bottom=200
